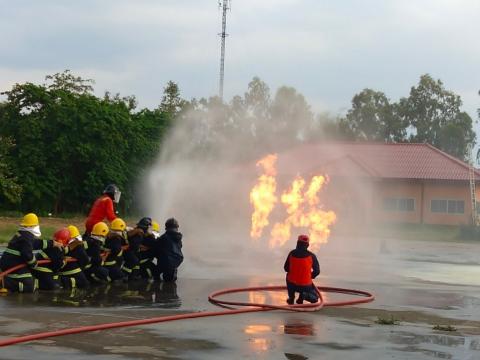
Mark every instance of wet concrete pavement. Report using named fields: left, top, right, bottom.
left=0, top=237, right=480, bottom=359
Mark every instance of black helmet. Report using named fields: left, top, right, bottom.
left=103, top=184, right=118, bottom=196
left=104, top=184, right=121, bottom=203
left=165, top=218, right=179, bottom=230
left=137, top=217, right=152, bottom=232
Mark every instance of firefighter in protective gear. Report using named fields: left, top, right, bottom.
left=155, top=218, right=183, bottom=282
left=123, top=217, right=150, bottom=280
left=104, top=218, right=126, bottom=281
left=0, top=213, right=62, bottom=293
left=59, top=225, right=90, bottom=289
left=284, top=234, right=320, bottom=305
left=138, top=219, right=160, bottom=281
left=84, top=222, right=110, bottom=283
left=84, top=184, right=120, bottom=234
left=32, top=228, right=68, bottom=290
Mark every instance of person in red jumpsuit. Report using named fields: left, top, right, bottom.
left=284, top=234, right=320, bottom=305
left=84, top=184, right=121, bottom=235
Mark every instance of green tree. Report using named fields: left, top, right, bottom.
left=270, top=85, right=313, bottom=143
left=158, top=81, right=187, bottom=116
left=0, top=71, right=170, bottom=214
left=45, top=69, right=94, bottom=94
left=398, top=74, right=475, bottom=160
left=340, top=89, right=405, bottom=141
left=437, top=112, right=476, bottom=161
left=0, top=134, right=22, bottom=204
left=244, top=76, right=271, bottom=121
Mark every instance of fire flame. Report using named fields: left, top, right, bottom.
left=250, top=154, right=336, bottom=250
left=250, top=154, right=278, bottom=239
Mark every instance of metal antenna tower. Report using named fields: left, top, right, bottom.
left=218, top=0, right=230, bottom=100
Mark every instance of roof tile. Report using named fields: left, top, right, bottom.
left=277, top=142, right=480, bottom=181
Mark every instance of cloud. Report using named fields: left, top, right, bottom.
left=0, top=0, right=478, bottom=120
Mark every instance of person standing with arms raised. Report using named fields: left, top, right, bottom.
left=84, top=184, right=121, bottom=236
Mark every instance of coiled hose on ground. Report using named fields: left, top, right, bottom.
left=0, top=258, right=375, bottom=347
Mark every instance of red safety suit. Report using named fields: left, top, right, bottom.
left=85, top=195, right=116, bottom=233
left=284, top=244, right=320, bottom=286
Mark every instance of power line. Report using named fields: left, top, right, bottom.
left=218, top=0, right=230, bottom=100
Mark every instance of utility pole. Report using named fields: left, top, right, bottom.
left=218, top=0, right=230, bottom=101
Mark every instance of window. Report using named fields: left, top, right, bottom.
left=383, top=198, right=415, bottom=212
left=431, top=199, right=464, bottom=214
left=431, top=199, right=447, bottom=213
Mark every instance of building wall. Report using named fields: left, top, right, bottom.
left=422, top=181, right=471, bottom=225
left=372, top=180, right=422, bottom=224
left=325, top=178, right=375, bottom=227
left=372, top=180, right=473, bottom=225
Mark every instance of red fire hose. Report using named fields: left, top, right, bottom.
left=0, top=261, right=375, bottom=347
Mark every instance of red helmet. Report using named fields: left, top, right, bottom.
left=54, top=228, right=71, bottom=246
left=297, top=234, right=309, bottom=244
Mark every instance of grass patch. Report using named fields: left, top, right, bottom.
left=433, top=324, right=457, bottom=332
left=375, top=315, right=401, bottom=325
left=0, top=216, right=86, bottom=244
left=0, top=224, right=18, bottom=244
left=0, top=225, right=57, bottom=244
left=0, top=215, right=141, bottom=244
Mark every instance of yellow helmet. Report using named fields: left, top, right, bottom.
left=20, top=213, right=39, bottom=227
left=91, top=222, right=109, bottom=237
left=67, top=225, right=80, bottom=239
left=152, top=221, right=160, bottom=232
left=111, top=218, right=126, bottom=232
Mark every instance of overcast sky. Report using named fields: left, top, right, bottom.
left=0, top=0, right=479, bottom=123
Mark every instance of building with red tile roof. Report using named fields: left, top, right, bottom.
left=276, top=142, right=479, bottom=226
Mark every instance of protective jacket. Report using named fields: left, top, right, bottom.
left=0, top=231, right=54, bottom=274
left=85, top=235, right=104, bottom=267
left=61, top=239, right=89, bottom=275
left=284, top=243, right=320, bottom=286
left=102, top=232, right=124, bottom=281
left=85, top=195, right=116, bottom=233
left=59, top=239, right=90, bottom=288
left=33, top=246, right=65, bottom=290
left=35, top=246, right=65, bottom=273
left=138, top=232, right=158, bottom=279
left=84, top=235, right=109, bottom=282
left=122, top=228, right=143, bottom=275
left=104, top=232, right=124, bottom=267
left=156, top=230, right=184, bottom=268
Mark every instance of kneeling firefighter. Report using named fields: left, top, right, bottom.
left=59, top=225, right=90, bottom=289
left=155, top=218, right=184, bottom=282
left=104, top=218, right=126, bottom=281
left=0, top=213, right=62, bottom=293
left=122, top=217, right=151, bottom=280
left=138, top=220, right=160, bottom=281
left=33, top=228, right=69, bottom=290
left=84, top=222, right=110, bottom=283
left=283, top=234, right=320, bottom=305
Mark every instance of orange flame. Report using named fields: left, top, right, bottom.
left=250, top=154, right=278, bottom=239
left=250, top=154, right=336, bottom=250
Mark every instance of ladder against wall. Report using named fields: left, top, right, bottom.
left=469, top=165, right=478, bottom=226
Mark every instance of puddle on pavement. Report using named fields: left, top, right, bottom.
left=0, top=280, right=181, bottom=309
left=391, top=331, right=480, bottom=359
left=401, top=262, right=480, bottom=287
